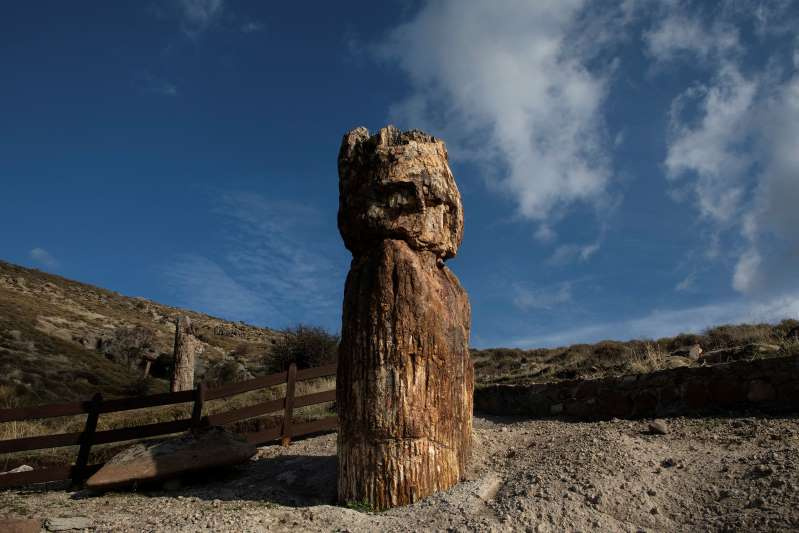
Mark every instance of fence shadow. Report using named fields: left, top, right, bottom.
left=71, top=453, right=339, bottom=507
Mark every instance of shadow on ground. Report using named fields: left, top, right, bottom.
left=70, top=454, right=338, bottom=507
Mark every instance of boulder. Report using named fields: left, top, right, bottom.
left=0, top=464, right=33, bottom=475
left=86, top=427, right=255, bottom=491
left=670, top=344, right=703, bottom=360
left=648, top=419, right=669, bottom=435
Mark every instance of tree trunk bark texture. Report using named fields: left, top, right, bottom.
left=337, top=126, right=473, bottom=510
left=171, top=315, right=198, bottom=392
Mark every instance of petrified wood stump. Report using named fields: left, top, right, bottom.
left=171, top=315, right=198, bottom=392
left=336, top=125, right=474, bottom=509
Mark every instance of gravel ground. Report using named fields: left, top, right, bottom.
left=2, top=414, right=798, bottom=532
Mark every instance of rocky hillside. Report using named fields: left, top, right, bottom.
left=3, top=258, right=797, bottom=405
left=0, top=260, right=283, bottom=406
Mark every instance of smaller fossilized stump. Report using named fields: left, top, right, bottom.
left=171, top=316, right=199, bottom=392
left=337, top=125, right=473, bottom=510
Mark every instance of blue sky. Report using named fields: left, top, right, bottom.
left=2, top=1, right=798, bottom=348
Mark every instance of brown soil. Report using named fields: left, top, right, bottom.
left=2, top=414, right=798, bottom=532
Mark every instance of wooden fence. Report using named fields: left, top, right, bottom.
left=0, top=362, right=337, bottom=489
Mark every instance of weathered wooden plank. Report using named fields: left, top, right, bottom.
left=243, top=426, right=282, bottom=446
left=206, top=398, right=285, bottom=427
left=292, top=416, right=338, bottom=438
left=91, top=419, right=193, bottom=445
left=0, top=401, right=88, bottom=423
left=0, top=463, right=103, bottom=489
left=0, top=431, right=83, bottom=454
left=0, top=364, right=335, bottom=424
left=293, top=389, right=336, bottom=409
left=296, top=364, right=337, bottom=381
left=0, top=390, right=195, bottom=423
left=205, top=372, right=288, bottom=400
left=98, top=390, right=195, bottom=414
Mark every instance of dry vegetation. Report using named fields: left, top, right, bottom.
left=471, top=319, right=799, bottom=386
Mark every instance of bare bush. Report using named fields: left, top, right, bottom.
left=265, top=325, right=339, bottom=373
left=105, top=325, right=155, bottom=368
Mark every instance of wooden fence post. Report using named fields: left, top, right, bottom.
left=72, top=392, right=102, bottom=486
left=281, top=363, right=297, bottom=447
left=192, top=382, right=207, bottom=429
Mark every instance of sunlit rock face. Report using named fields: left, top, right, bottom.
left=337, top=125, right=464, bottom=261
left=336, top=125, right=473, bottom=510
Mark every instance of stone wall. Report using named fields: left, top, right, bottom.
left=474, top=355, right=799, bottom=419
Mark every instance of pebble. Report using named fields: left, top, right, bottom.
left=649, top=420, right=669, bottom=435
left=748, top=497, right=766, bottom=508
left=754, top=464, right=773, bottom=476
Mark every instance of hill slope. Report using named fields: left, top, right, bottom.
left=2, top=259, right=797, bottom=405
left=0, top=260, right=282, bottom=406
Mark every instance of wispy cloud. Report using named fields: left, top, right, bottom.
left=175, top=0, right=224, bottom=37
left=674, top=272, right=696, bottom=292
left=163, top=254, right=272, bottom=322
left=162, top=191, right=347, bottom=330
left=509, top=294, right=799, bottom=349
left=512, top=282, right=574, bottom=312
left=29, top=247, right=58, bottom=269
left=377, top=1, right=629, bottom=241
left=548, top=242, right=600, bottom=265
left=651, top=1, right=799, bottom=305
left=140, top=74, right=178, bottom=96
left=240, top=21, right=263, bottom=34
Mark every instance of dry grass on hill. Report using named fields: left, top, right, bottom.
left=471, top=319, right=799, bottom=386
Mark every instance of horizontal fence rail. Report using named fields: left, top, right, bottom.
left=0, top=362, right=337, bottom=489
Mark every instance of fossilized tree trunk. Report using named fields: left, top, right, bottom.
left=171, top=315, right=197, bottom=392
left=337, top=125, right=474, bottom=510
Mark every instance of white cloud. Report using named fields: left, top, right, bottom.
left=644, top=12, right=738, bottom=63
left=29, top=248, right=58, bottom=269
left=513, top=282, right=573, bottom=312
left=732, top=75, right=799, bottom=296
left=665, top=62, right=757, bottom=223
left=378, top=1, right=624, bottom=238
left=653, top=1, right=799, bottom=307
left=176, top=0, right=224, bottom=36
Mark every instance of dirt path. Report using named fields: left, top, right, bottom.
left=2, top=415, right=798, bottom=532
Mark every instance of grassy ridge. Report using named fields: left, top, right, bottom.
left=472, top=320, right=799, bottom=385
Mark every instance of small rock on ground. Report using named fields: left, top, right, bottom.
left=649, top=419, right=669, bottom=435
left=45, top=516, right=93, bottom=531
